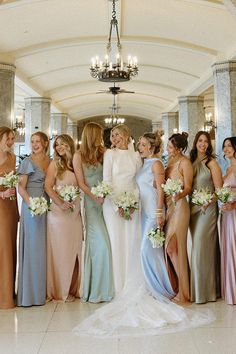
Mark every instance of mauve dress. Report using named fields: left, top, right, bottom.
left=220, top=173, right=236, bottom=305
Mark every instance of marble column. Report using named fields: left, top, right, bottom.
left=178, top=96, right=205, bottom=149
left=161, top=112, right=179, bottom=153
left=24, top=97, right=51, bottom=154
left=152, top=121, right=162, bottom=133
left=0, top=63, right=15, bottom=127
left=67, top=123, right=78, bottom=142
left=51, top=113, right=68, bottom=137
left=213, top=61, right=236, bottom=170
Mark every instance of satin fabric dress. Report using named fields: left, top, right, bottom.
left=189, top=158, right=220, bottom=304
left=0, top=152, right=18, bottom=309
left=17, top=157, right=47, bottom=306
left=165, top=158, right=190, bottom=302
left=136, top=157, right=175, bottom=299
left=47, top=170, right=83, bottom=301
left=220, top=173, right=236, bottom=305
left=102, top=148, right=142, bottom=293
left=82, top=164, right=114, bottom=302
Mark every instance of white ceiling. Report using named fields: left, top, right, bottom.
left=1, top=0, right=236, bottom=122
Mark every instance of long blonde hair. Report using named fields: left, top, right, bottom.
left=53, top=134, right=75, bottom=178
left=80, top=122, right=105, bottom=165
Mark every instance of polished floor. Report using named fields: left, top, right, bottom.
left=0, top=299, right=236, bottom=354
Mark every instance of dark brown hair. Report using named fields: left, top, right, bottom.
left=169, top=132, right=188, bottom=152
left=222, top=137, right=236, bottom=159
left=0, top=126, right=13, bottom=142
left=190, top=131, right=214, bottom=166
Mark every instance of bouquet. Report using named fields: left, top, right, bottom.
left=215, top=186, right=235, bottom=214
left=215, top=186, right=235, bottom=203
left=91, top=181, right=112, bottom=198
left=147, top=227, right=165, bottom=248
left=191, top=187, right=214, bottom=214
left=113, top=191, right=139, bottom=220
left=28, top=196, right=49, bottom=216
left=56, top=184, right=80, bottom=211
left=0, top=171, right=19, bottom=200
left=161, top=178, right=183, bottom=206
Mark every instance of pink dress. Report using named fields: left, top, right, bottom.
left=221, top=173, right=236, bottom=305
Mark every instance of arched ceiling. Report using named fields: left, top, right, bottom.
left=1, top=0, right=236, bottom=122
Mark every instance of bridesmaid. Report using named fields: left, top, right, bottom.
left=0, top=127, right=18, bottom=309
left=17, top=132, right=50, bottom=306
left=73, top=123, right=114, bottom=303
left=189, top=131, right=222, bottom=304
left=45, top=134, right=83, bottom=302
left=220, top=137, right=236, bottom=305
left=165, top=133, right=193, bottom=302
left=136, top=131, right=175, bottom=299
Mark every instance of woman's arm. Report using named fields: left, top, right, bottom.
left=73, top=151, right=103, bottom=204
left=152, top=160, right=165, bottom=227
left=18, top=175, right=30, bottom=204
left=208, top=159, right=223, bottom=189
left=174, top=158, right=193, bottom=202
left=45, top=161, right=73, bottom=210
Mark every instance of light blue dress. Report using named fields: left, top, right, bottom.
left=136, top=158, right=175, bottom=299
left=17, top=157, right=47, bottom=306
left=82, top=164, right=114, bottom=302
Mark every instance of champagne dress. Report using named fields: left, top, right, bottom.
left=220, top=172, right=236, bottom=305
left=165, top=158, right=190, bottom=302
left=17, top=157, right=47, bottom=306
left=189, top=158, right=220, bottom=303
left=47, top=170, right=83, bottom=301
left=136, top=157, right=175, bottom=298
left=82, top=164, right=114, bottom=302
left=0, top=152, right=18, bottom=309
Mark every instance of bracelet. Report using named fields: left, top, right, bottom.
left=156, top=212, right=163, bottom=217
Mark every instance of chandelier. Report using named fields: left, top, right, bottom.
left=90, top=0, right=138, bottom=82
left=14, top=109, right=25, bottom=136
left=104, top=95, right=125, bottom=127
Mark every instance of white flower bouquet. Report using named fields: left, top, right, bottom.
left=161, top=178, right=183, bottom=206
left=113, top=191, right=139, bottom=220
left=147, top=227, right=165, bottom=248
left=91, top=181, right=112, bottom=198
left=28, top=196, right=49, bottom=216
left=56, top=184, right=80, bottom=211
left=215, top=186, right=235, bottom=203
left=215, top=186, right=235, bottom=214
left=0, top=171, right=19, bottom=200
left=191, top=187, right=214, bottom=214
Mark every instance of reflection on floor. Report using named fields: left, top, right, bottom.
left=0, top=299, right=236, bottom=354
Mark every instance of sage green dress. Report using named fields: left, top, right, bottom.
left=82, top=164, right=114, bottom=302
left=189, top=158, right=220, bottom=304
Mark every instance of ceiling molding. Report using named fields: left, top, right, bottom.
left=9, top=35, right=218, bottom=59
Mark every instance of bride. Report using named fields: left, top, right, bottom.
left=73, top=124, right=214, bottom=338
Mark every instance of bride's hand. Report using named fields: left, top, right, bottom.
left=118, top=207, right=125, bottom=218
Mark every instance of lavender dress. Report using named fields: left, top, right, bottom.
left=221, top=173, right=236, bottom=305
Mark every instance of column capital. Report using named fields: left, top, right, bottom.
left=178, top=96, right=204, bottom=104
left=51, top=113, right=68, bottom=119
left=25, top=97, right=51, bottom=104
left=0, top=62, right=16, bottom=73
left=161, top=112, right=178, bottom=119
left=212, top=60, right=236, bottom=74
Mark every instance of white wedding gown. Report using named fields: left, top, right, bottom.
left=73, top=148, right=214, bottom=338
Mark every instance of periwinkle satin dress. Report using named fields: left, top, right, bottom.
left=220, top=173, right=236, bottom=305
left=82, top=164, right=114, bottom=302
left=17, top=158, right=47, bottom=306
left=189, top=158, right=220, bottom=304
left=136, top=158, right=175, bottom=299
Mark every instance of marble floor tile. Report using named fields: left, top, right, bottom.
left=0, top=333, right=45, bottom=354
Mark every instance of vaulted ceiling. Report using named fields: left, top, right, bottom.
left=1, top=0, right=236, bottom=122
